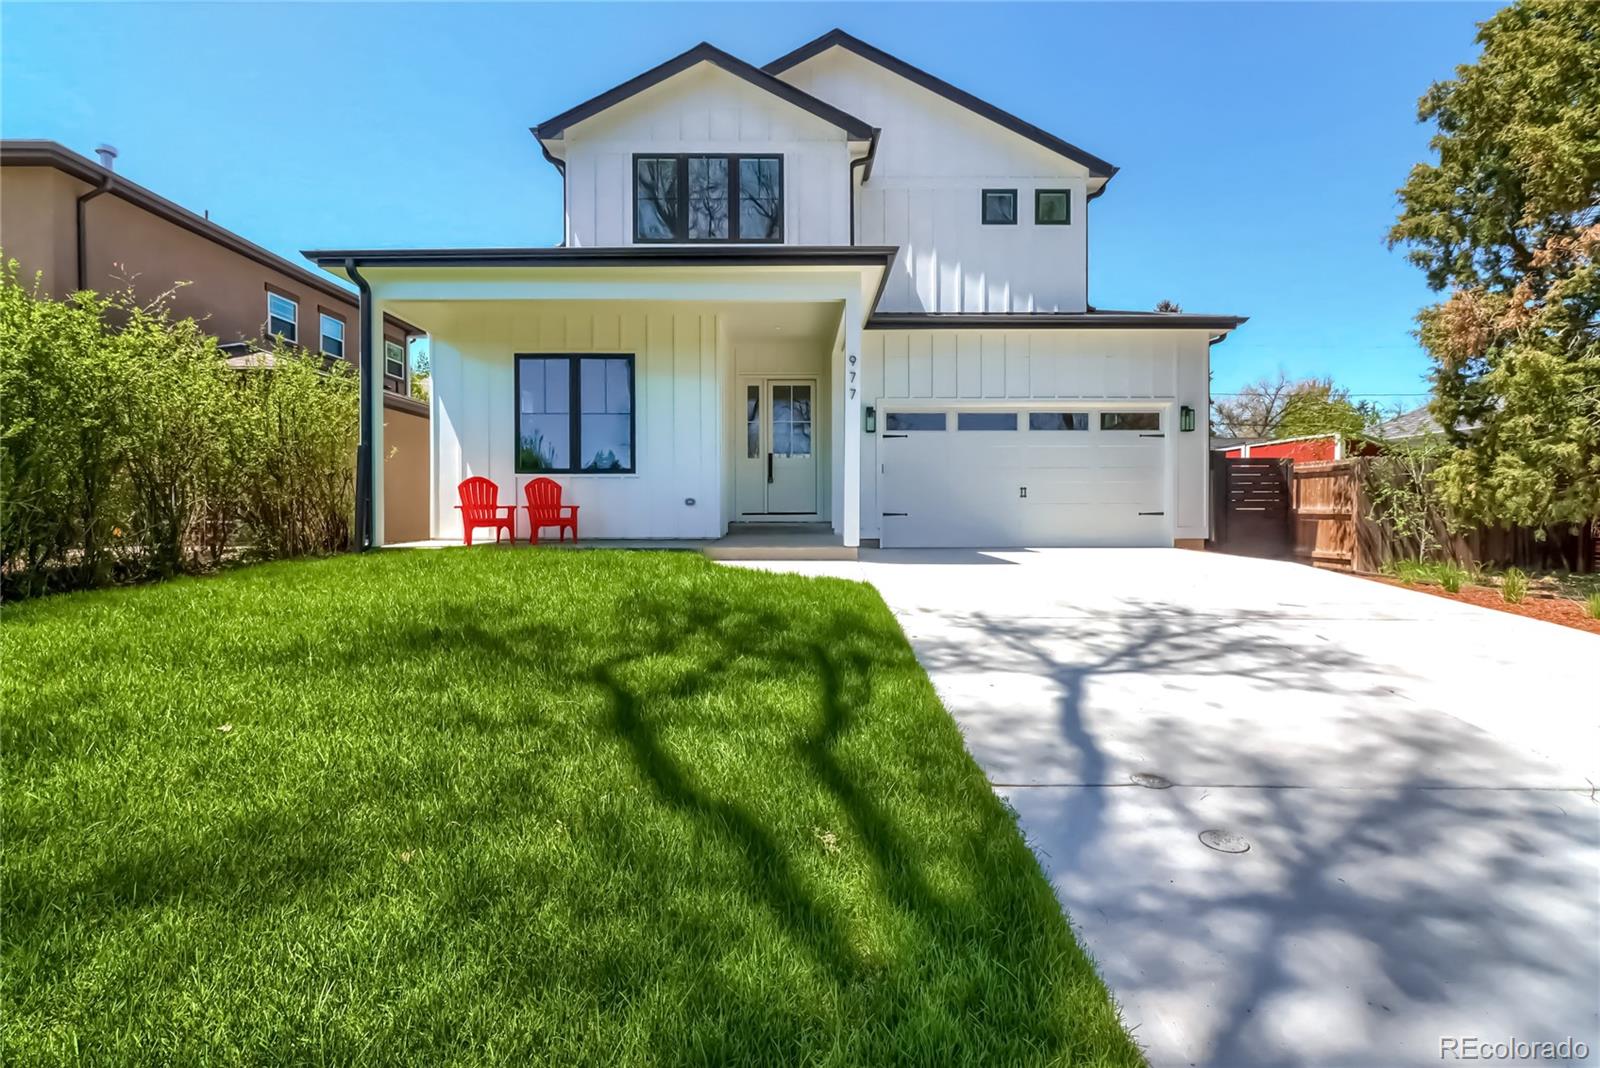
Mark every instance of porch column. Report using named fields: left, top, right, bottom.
left=366, top=293, right=386, bottom=548
left=841, top=292, right=862, bottom=548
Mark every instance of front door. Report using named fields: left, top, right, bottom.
left=736, top=377, right=818, bottom=516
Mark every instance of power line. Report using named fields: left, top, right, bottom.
left=1212, top=391, right=1430, bottom=398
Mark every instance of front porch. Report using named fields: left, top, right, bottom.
left=303, top=247, right=892, bottom=553
left=387, top=521, right=856, bottom=560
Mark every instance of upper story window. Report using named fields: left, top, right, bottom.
left=267, top=291, right=298, bottom=343
left=981, top=189, right=1017, bottom=225
left=384, top=339, right=406, bottom=381
left=634, top=154, right=783, bottom=243
left=319, top=313, right=345, bottom=359
left=1035, top=189, right=1071, bottom=225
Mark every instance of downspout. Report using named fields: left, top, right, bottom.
left=847, top=129, right=880, bottom=246
left=347, top=259, right=374, bottom=552
left=539, top=140, right=569, bottom=247
left=75, top=169, right=115, bottom=291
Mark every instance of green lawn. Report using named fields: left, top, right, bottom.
left=2, top=549, right=1141, bottom=1066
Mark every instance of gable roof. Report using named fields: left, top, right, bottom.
left=1, top=139, right=362, bottom=307
left=532, top=41, right=877, bottom=146
left=763, top=29, right=1118, bottom=183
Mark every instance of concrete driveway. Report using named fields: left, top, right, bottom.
left=734, top=549, right=1600, bottom=1068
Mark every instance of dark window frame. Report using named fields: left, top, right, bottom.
left=1034, top=188, right=1071, bottom=225
left=513, top=353, right=638, bottom=475
left=981, top=188, right=1018, bottom=226
left=633, top=153, right=784, bottom=244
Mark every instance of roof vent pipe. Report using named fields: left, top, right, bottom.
left=95, top=144, right=118, bottom=170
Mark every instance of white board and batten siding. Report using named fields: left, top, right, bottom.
left=428, top=302, right=729, bottom=541
left=859, top=330, right=1213, bottom=544
left=775, top=49, right=1090, bottom=313
left=561, top=63, right=852, bottom=248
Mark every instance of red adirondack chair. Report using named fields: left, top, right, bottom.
left=455, top=477, right=515, bottom=546
left=524, top=477, right=579, bottom=544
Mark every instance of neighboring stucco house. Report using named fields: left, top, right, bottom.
left=0, top=140, right=433, bottom=542
left=306, top=30, right=1246, bottom=550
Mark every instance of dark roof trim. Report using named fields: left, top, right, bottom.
left=764, top=30, right=1118, bottom=181
left=533, top=41, right=876, bottom=146
left=303, top=245, right=899, bottom=269
left=1, top=139, right=362, bottom=307
left=867, top=311, right=1247, bottom=331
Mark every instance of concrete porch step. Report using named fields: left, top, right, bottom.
left=702, top=523, right=857, bottom=561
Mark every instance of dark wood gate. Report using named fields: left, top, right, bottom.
left=1211, top=457, right=1293, bottom=558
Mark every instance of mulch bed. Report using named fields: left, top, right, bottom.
left=1365, top=575, right=1600, bottom=635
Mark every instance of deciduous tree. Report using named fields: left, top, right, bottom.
left=1388, top=0, right=1600, bottom=532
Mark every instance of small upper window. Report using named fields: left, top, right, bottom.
left=957, top=412, right=1017, bottom=431
left=1101, top=411, right=1161, bottom=431
left=319, top=313, right=345, bottom=359
left=1030, top=411, right=1089, bottom=431
left=885, top=412, right=946, bottom=432
left=384, top=339, right=406, bottom=381
left=982, top=189, right=1017, bottom=225
left=267, top=292, right=298, bottom=343
left=1035, top=189, right=1071, bottom=225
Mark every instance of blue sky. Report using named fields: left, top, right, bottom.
left=2, top=2, right=1496, bottom=403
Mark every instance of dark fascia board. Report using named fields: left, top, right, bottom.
left=867, top=311, right=1247, bottom=331
left=303, top=245, right=899, bottom=269
left=1, top=139, right=362, bottom=307
left=764, top=30, right=1118, bottom=181
left=532, top=41, right=876, bottom=149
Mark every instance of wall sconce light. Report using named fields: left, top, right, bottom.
left=1180, top=405, right=1196, bottom=432
left=864, top=405, right=877, bottom=433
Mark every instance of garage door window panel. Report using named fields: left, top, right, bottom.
left=1101, top=411, right=1161, bottom=431
left=885, top=412, right=946, bottom=432
left=957, top=412, right=1018, bottom=431
left=1030, top=412, right=1089, bottom=431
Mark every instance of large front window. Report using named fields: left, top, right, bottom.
left=634, top=154, right=783, bottom=243
left=515, top=354, right=635, bottom=474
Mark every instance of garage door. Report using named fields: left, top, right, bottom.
left=879, top=407, right=1171, bottom=548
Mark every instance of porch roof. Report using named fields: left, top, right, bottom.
left=303, top=245, right=898, bottom=318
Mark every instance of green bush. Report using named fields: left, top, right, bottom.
left=0, top=257, right=357, bottom=597
left=1386, top=558, right=1471, bottom=592
left=1585, top=592, right=1600, bottom=620
left=1500, top=567, right=1529, bottom=604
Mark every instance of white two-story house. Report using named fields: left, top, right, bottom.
left=307, top=30, right=1244, bottom=551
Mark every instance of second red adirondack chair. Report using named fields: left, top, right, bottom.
left=524, top=477, right=579, bottom=544
left=454, top=476, right=515, bottom=546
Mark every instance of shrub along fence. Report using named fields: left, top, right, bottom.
left=1286, top=458, right=1594, bottom=574
left=0, top=258, right=358, bottom=598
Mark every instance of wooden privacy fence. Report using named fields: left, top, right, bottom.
left=1290, top=461, right=1371, bottom=572
left=1215, top=456, right=1597, bottom=573
left=1210, top=458, right=1294, bottom=559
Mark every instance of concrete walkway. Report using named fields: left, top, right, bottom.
left=731, top=549, right=1600, bottom=1068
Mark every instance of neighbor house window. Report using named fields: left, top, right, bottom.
left=384, top=339, right=406, bottom=381
left=1029, top=411, right=1089, bottom=431
left=515, top=354, right=635, bottom=474
left=884, top=412, right=946, bottom=431
left=267, top=291, right=298, bottom=343
left=957, top=412, right=1018, bottom=431
left=981, top=189, right=1017, bottom=225
left=1101, top=411, right=1161, bottom=431
left=319, top=313, right=345, bottom=359
left=1035, top=189, right=1071, bottom=225
left=635, top=154, right=783, bottom=242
